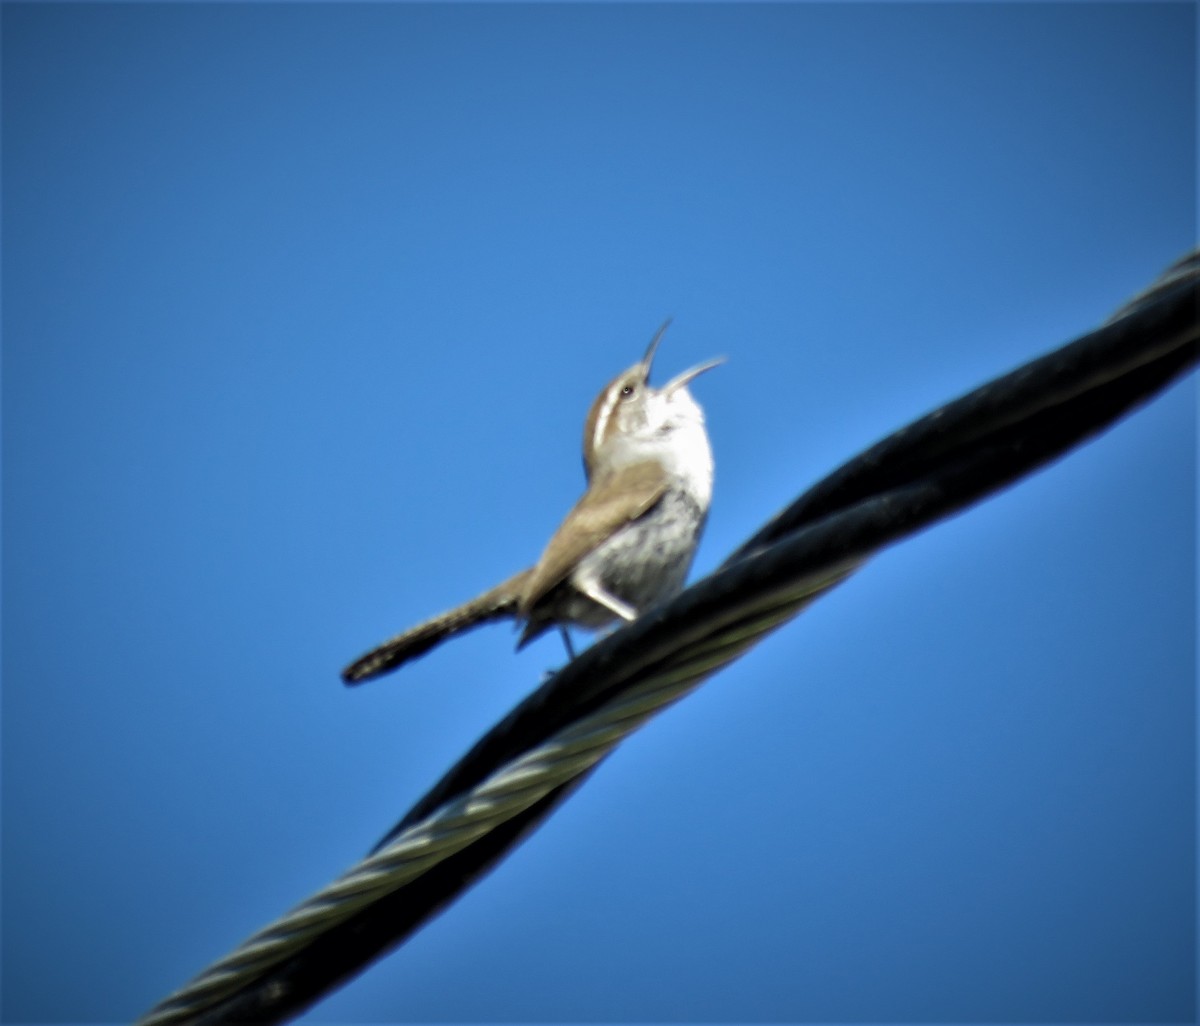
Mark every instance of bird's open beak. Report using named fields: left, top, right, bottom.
left=640, top=318, right=673, bottom=378
left=664, top=356, right=725, bottom=394
left=640, top=319, right=723, bottom=392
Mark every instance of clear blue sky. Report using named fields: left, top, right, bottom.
left=3, top=3, right=1194, bottom=1022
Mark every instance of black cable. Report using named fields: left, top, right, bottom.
left=148, top=252, right=1199, bottom=1026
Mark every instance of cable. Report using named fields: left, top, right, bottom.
left=138, top=251, right=1199, bottom=1026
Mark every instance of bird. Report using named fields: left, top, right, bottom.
left=342, top=321, right=721, bottom=684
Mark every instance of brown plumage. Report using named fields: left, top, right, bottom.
left=340, top=463, right=669, bottom=683
left=516, top=459, right=670, bottom=646
left=341, top=321, right=718, bottom=685
left=340, top=569, right=533, bottom=683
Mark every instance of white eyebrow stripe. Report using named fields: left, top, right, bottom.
left=590, top=383, right=617, bottom=454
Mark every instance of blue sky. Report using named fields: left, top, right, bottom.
left=3, top=3, right=1194, bottom=1022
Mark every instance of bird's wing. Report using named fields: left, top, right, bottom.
left=518, top=459, right=670, bottom=616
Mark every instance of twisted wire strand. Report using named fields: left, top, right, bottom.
left=138, top=566, right=852, bottom=1026
left=138, top=251, right=1198, bottom=1026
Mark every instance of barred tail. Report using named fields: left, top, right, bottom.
left=341, top=568, right=534, bottom=684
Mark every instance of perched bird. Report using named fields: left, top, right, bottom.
left=342, top=321, right=721, bottom=684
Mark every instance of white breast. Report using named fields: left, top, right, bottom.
left=608, top=385, right=713, bottom=508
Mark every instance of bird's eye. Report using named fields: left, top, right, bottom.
left=621, top=383, right=636, bottom=397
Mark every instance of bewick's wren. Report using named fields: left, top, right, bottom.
left=342, top=322, right=721, bottom=684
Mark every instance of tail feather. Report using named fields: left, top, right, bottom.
left=341, top=568, right=534, bottom=684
